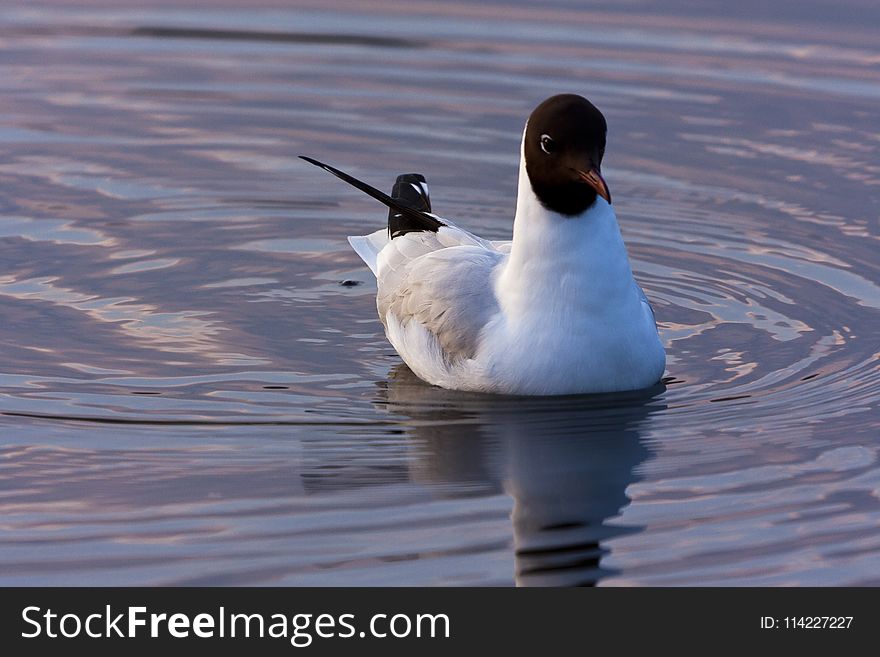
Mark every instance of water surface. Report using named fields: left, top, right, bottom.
left=1, top=0, right=879, bottom=585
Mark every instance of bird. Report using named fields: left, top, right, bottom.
left=299, top=93, right=665, bottom=396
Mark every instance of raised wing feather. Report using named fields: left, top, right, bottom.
left=302, top=154, right=506, bottom=364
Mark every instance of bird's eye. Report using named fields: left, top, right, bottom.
left=540, top=134, right=555, bottom=155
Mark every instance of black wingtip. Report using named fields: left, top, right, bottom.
left=299, top=155, right=337, bottom=174
left=299, top=155, right=443, bottom=235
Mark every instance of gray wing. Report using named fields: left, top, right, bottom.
left=377, top=233, right=503, bottom=361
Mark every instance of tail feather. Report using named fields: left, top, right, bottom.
left=347, top=229, right=387, bottom=276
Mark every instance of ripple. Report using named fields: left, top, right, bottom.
left=130, top=26, right=424, bottom=49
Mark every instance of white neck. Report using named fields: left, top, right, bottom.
left=496, top=148, right=636, bottom=320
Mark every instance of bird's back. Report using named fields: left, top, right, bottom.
left=348, top=173, right=502, bottom=377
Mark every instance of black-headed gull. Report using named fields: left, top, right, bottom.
left=300, top=94, right=665, bottom=395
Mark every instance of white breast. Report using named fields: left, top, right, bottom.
left=463, top=158, right=665, bottom=395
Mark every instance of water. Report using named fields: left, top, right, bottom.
left=1, top=0, right=878, bottom=586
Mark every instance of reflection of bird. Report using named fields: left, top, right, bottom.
left=379, top=364, right=665, bottom=586
left=301, top=93, right=665, bottom=395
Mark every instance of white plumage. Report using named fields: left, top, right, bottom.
left=348, top=137, right=666, bottom=396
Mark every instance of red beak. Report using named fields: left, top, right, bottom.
left=576, top=168, right=611, bottom=204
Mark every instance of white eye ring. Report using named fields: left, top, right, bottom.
left=540, top=134, right=555, bottom=155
